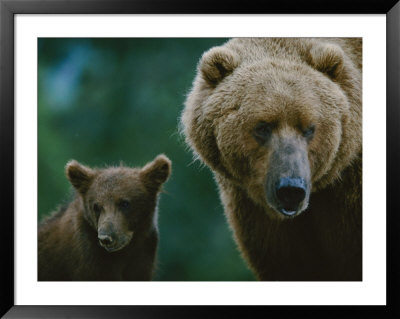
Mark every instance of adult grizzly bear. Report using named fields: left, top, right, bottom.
left=181, top=38, right=362, bottom=281
left=38, top=154, right=171, bottom=281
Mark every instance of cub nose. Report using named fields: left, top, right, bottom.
left=98, top=234, right=113, bottom=246
left=276, top=177, right=306, bottom=213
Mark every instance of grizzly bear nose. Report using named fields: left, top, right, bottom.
left=98, top=234, right=113, bottom=246
left=276, top=177, right=306, bottom=214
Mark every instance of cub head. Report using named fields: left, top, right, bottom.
left=65, top=154, right=171, bottom=252
left=182, top=38, right=361, bottom=220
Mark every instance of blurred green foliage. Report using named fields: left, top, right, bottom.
left=38, top=38, right=255, bottom=281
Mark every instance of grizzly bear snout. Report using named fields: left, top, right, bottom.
left=266, top=175, right=310, bottom=218
left=275, top=177, right=307, bottom=216
left=265, top=134, right=311, bottom=218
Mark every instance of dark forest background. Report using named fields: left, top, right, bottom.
left=38, top=38, right=255, bottom=281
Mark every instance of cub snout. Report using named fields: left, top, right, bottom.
left=98, top=227, right=118, bottom=251
left=98, top=233, right=114, bottom=247
left=97, top=223, right=133, bottom=253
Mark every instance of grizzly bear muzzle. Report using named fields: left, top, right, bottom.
left=265, top=136, right=311, bottom=218
left=275, top=177, right=307, bottom=216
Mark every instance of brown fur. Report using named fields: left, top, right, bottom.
left=38, top=154, right=171, bottom=281
left=181, top=38, right=362, bottom=280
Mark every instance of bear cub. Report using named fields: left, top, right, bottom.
left=38, top=154, right=171, bottom=281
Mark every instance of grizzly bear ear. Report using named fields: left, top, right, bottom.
left=65, top=160, right=95, bottom=195
left=140, top=154, right=171, bottom=189
left=309, top=44, right=345, bottom=79
left=199, top=47, right=240, bottom=87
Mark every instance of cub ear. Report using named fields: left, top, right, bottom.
left=200, top=47, right=240, bottom=87
left=140, top=154, right=172, bottom=189
left=309, top=43, right=345, bottom=79
left=65, top=160, right=95, bottom=194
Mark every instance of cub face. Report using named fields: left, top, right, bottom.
left=182, top=40, right=352, bottom=220
left=66, top=155, right=171, bottom=252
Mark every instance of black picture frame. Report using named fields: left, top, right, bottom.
left=1, top=0, right=399, bottom=318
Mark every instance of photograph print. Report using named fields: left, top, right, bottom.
left=38, top=37, right=362, bottom=281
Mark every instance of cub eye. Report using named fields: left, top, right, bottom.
left=303, top=125, right=315, bottom=139
left=118, top=200, right=130, bottom=210
left=253, top=121, right=274, bottom=144
left=93, top=203, right=102, bottom=218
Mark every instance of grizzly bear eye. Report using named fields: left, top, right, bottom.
left=118, top=200, right=131, bottom=210
left=253, top=122, right=273, bottom=144
left=303, top=125, right=315, bottom=139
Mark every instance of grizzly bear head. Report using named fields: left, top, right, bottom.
left=182, top=38, right=361, bottom=220
left=65, top=155, right=171, bottom=252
